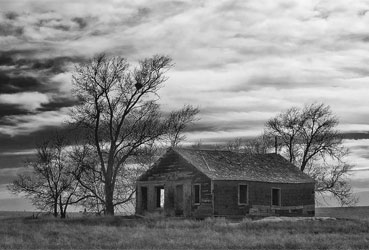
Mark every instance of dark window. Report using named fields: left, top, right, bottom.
left=238, top=184, right=248, bottom=204
left=272, top=188, right=281, bottom=206
left=141, top=186, right=148, bottom=210
left=156, top=186, right=164, bottom=208
left=194, top=184, right=201, bottom=204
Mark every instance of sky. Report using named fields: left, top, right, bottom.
left=0, top=0, right=369, bottom=210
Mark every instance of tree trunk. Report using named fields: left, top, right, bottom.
left=53, top=198, right=58, bottom=217
left=59, top=196, right=66, bottom=219
left=60, top=211, right=66, bottom=219
left=104, top=183, right=115, bottom=216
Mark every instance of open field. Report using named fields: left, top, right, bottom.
left=316, top=206, right=369, bottom=220
left=0, top=214, right=369, bottom=250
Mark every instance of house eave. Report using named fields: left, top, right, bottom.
left=210, top=178, right=315, bottom=184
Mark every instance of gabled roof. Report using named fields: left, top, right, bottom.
left=172, top=148, right=315, bottom=184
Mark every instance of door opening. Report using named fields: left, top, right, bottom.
left=141, top=186, right=148, bottom=211
left=156, top=186, right=165, bottom=208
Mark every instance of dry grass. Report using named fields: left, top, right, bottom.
left=0, top=215, right=368, bottom=249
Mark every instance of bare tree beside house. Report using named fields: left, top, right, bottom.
left=71, top=54, right=199, bottom=215
left=265, top=103, right=356, bottom=205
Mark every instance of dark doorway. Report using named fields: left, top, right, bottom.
left=194, top=184, right=201, bottom=205
left=272, top=188, right=281, bottom=206
left=141, top=186, right=148, bottom=211
left=175, top=185, right=184, bottom=216
left=156, top=186, right=165, bottom=208
left=238, top=184, right=248, bottom=204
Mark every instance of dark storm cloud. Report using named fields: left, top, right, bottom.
left=0, top=50, right=38, bottom=65
left=29, top=56, right=84, bottom=74
left=0, top=129, right=51, bottom=153
left=0, top=103, right=31, bottom=118
left=0, top=54, right=14, bottom=65
left=0, top=124, right=82, bottom=154
left=0, top=155, right=34, bottom=170
left=341, top=132, right=369, bottom=140
left=31, top=59, right=66, bottom=73
left=37, top=96, right=81, bottom=112
left=0, top=50, right=84, bottom=74
left=0, top=125, right=86, bottom=183
left=0, top=72, right=46, bottom=94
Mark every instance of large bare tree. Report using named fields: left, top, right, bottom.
left=265, top=103, right=356, bottom=205
left=71, top=54, right=198, bottom=215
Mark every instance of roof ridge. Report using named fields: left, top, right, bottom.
left=174, top=147, right=229, bottom=152
left=174, top=147, right=280, bottom=156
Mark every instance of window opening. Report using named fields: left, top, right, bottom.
left=141, top=186, right=148, bottom=210
left=194, top=184, right=201, bottom=205
left=272, top=188, right=281, bottom=206
left=238, top=184, right=248, bottom=205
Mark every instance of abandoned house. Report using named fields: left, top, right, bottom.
left=136, top=148, right=315, bottom=218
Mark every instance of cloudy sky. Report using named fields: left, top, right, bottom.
left=1, top=0, right=369, bottom=209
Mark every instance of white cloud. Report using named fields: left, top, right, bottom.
left=0, top=149, right=36, bottom=156
left=0, top=92, right=49, bottom=111
left=0, top=108, right=70, bottom=136
left=51, top=72, right=73, bottom=93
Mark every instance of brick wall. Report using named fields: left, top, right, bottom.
left=213, top=180, right=315, bottom=216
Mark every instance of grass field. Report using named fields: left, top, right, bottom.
left=316, top=206, right=369, bottom=220
left=0, top=213, right=369, bottom=250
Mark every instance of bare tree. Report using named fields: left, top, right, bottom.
left=8, top=134, right=80, bottom=218
left=71, top=54, right=198, bottom=215
left=166, top=105, right=199, bottom=147
left=70, top=143, right=142, bottom=214
left=67, top=144, right=104, bottom=214
left=265, top=103, right=356, bottom=205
